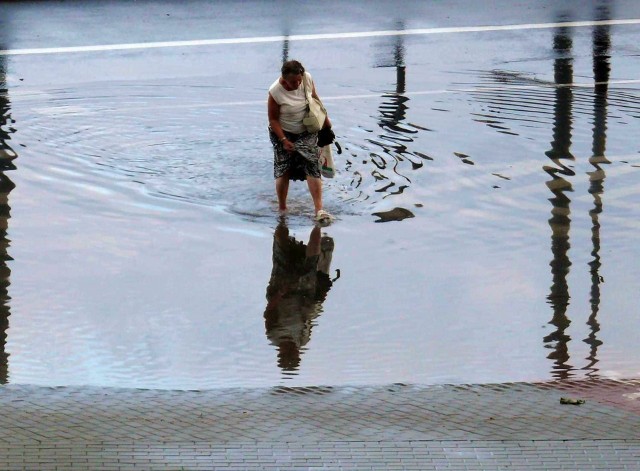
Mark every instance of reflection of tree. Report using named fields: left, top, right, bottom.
left=583, top=15, right=611, bottom=376
left=264, top=223, right=337, bottom=376
left=542, top=25, right=575, bottom=379
left=0, top=50, right=15, bottom=383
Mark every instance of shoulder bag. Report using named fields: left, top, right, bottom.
left=302, top=73, right=327, bottom=133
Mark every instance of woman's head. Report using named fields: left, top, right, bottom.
left=281, top=60, right=305, bottom=77
left=280, top=60, right=305, bottom=90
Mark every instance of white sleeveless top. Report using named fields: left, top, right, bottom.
left=268, top=72, right=313, bottom=134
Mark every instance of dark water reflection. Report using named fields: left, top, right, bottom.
left=467, top=11, right=619, bottom=380
left=543, top=22, right=576, bottom=379
left=342, top=31, right=433, bottom=207
left=0, top=48, right=15, bottom=384
left=0, top=174, right=12, bottom=385
left=264, top=222, right=338, bottom=378
left=584, top=16, right=612, bottom=377
left=543, top=14, right=615, bottom=380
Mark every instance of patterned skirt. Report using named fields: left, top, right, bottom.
left=269, top=129, right=320, bottom=181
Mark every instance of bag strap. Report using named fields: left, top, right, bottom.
left=304, top=73, right=327, bottom=114
left=302, top=73, right=312, bottom=104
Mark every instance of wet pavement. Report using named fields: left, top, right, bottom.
left=2, top=0, right=640, bottom=468
left=1, top=379, right=640, bottom=469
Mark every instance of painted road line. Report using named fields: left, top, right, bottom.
left=18, top=78, right=640, bottom=116
left=8, top=79, right=638, bottom=103
left=324, top=80, right=640, bottom=101
left=1, top=18, right=640, bottom=56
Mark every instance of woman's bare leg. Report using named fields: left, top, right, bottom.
left=306, top=176, right=323, bottom=214
left=275, top=173, right=290, bottom=211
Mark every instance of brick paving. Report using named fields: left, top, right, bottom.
left=1, top=379, right=639, bottom=470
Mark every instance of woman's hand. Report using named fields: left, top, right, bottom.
left=283, top=139, right=295, bottom=153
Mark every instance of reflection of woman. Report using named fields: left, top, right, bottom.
left=264, top=223, right=337, bottom=372
left=267, top=60, right=333, bottom=223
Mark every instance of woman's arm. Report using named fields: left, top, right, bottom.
left=268, top=93, right=285, bottom=139
left=268, top=93, right=295, bottom=152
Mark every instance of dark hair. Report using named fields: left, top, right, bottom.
left=281, top=60, right=305, bottom=77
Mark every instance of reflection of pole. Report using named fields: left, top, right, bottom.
left=378, top=31, right=408, bottom=132
left=0, top=173, right=13, bottom=384
left=1, top=54, right=17, bottom=171
left=583, top=19, right=611, bottom=376
left=368, top=27, right=419, bottom=195
left=394, top=35, right=406, bottom=96
left=543, top=26, right=574, bottom=379
left=282, top=38, right=289, bottom=64
left=0, top=51, right=14, bottom=382
left=279, top=14, right=290, bottom=64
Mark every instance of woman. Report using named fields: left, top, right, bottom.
left=268, top=60, right=332, bottom=222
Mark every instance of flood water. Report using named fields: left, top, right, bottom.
left=1, top=1, right=639, bottom=389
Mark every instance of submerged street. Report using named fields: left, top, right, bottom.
left=1, top=0, right=640, bottom=390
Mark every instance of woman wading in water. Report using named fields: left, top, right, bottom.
left=268, top=60, right=333, bottom=223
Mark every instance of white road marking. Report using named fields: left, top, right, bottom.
left=1, top=18, right=640, bottom=56
left=17, top=78, right=639, bottom=116
left=12, top=78, right=639, bottom=105
left=323, top=79, right=640, bottom=102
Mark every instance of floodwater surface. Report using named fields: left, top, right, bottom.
left=1, top=1, right=639, bottom=389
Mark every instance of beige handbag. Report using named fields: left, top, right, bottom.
left=302, top=73, right=327, bottom=133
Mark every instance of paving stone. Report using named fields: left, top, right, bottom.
left=1, top=379, right=640, bottom=469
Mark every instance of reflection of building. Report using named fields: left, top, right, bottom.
left=264, top=223, right=337, bottom=375
left=0, top=48, right=15, bottom=383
